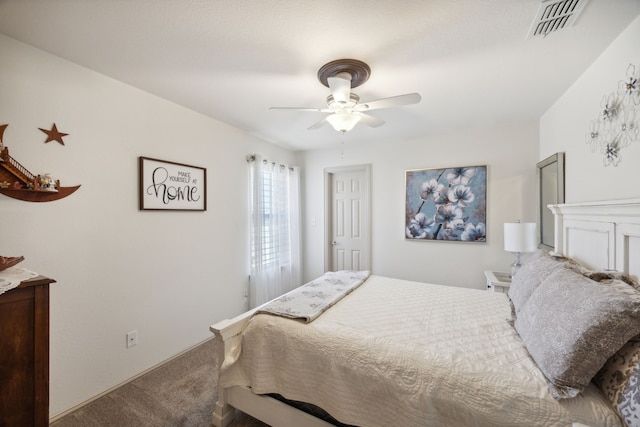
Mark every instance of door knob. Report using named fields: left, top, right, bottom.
left=331, top=241, right=337, bottom=246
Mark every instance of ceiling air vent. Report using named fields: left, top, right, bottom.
left=527, top=0, right=589, bottom=38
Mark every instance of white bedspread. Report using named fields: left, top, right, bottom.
left=220, top=275, right=622, bottom=427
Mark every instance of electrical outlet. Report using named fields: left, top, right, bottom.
left=126, top=330, right=138, bottom=348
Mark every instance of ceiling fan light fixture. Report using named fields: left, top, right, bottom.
left=327, top=111, right=361, bottom=133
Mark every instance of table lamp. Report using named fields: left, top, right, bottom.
left=504, top=221, right=537, bottom=278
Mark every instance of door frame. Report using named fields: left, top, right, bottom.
left=324, top=164, right=372, bottom=272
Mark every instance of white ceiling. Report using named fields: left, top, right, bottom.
left=0, top=0, right=639, bottom=151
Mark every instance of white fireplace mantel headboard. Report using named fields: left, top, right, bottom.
left=548, top=199, right=640, bottom=280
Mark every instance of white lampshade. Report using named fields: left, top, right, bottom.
left=326, top=111, right=361, bottom=132
left=504, top=222, right=537, bottom=253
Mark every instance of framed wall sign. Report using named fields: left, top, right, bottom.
left=405, top=165, right=487, bottom=242
left=139, top=156, right=206, bottom=211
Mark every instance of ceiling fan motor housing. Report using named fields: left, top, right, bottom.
left=327, top=93, right=360, bottom=111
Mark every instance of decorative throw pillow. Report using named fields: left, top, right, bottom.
left=598, top=278, right=640, bottom=298
left=514, top=268, right=640, bottom=399
left=550, top=253, right=591, bottom=276
left=594, top=278, right=640, bottom=425
left=594, top=335, right=640, bottom=427
left=586, top=270, right=640, bottom=292
left=507, top=250, right=566, bottom=316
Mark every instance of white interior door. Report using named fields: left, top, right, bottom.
left=325, top=165, right=371, bottom=272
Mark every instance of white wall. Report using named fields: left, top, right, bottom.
left=541, top=15, right=640, bottom=202
left=299, top=120, right=539, bottom=288
left=0, top=35, right=295, bottom=417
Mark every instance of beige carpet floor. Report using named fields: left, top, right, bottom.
left=50, top=338, right=268, bottom=427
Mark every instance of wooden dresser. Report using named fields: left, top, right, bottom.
left=0, top=275, right=55, bottom=427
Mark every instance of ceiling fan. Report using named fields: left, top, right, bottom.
left=270, top=59, right=422, bottom=133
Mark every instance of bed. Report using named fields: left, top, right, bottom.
left=210, top=198, right=640, bottom=427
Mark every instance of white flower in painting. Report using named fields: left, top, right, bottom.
left=448, top=185, right=475, bottom=207
left=461, top=222, right=486, bottom=241
left=446, top=167, right=477, bottom=185
left=406, top=213, right=433, bottom=239
left=435, top=204, right=463, bottom=230
left=418, top=179, right=444, bottom=202
left=432, top=188, right=452, bottom=206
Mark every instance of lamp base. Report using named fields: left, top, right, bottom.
left=510, top=252, right=523, bottom=278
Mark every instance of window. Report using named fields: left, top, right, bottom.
left=248, top=156, right=301, bottom=308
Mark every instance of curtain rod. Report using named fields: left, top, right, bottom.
left=246, top=154, right=295, bottom=171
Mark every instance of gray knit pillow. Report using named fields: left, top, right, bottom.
left=507, top=250, right=565, bottom=316
left=515, top=268, right=640, bottom=399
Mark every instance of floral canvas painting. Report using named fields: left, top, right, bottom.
left=405, top=165, right=487, bottom=242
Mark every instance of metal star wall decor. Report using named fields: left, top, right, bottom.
left=39, top=123, right=68, bottom=145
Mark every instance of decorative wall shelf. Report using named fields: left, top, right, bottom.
left=0, top=124, right=80, bottom=202
left=0, top=185, right=81, bottom=202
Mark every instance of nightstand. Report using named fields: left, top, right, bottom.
left=484, top=270, right=512, bottom=293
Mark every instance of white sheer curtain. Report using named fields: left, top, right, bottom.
left=248, top=155, right=301, bottom=308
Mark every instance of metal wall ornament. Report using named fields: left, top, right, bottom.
left=585, top=63, right=640, bottom=166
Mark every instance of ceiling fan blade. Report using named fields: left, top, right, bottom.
left=359, top=113, right=385, bottom=128
left=307, top=117, right=329, bottom=130
left=356, top=93, right=422, bottom=111
left=270, top=107, right=332, bottom=113
left=327, top=75, right=351, bottom=103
